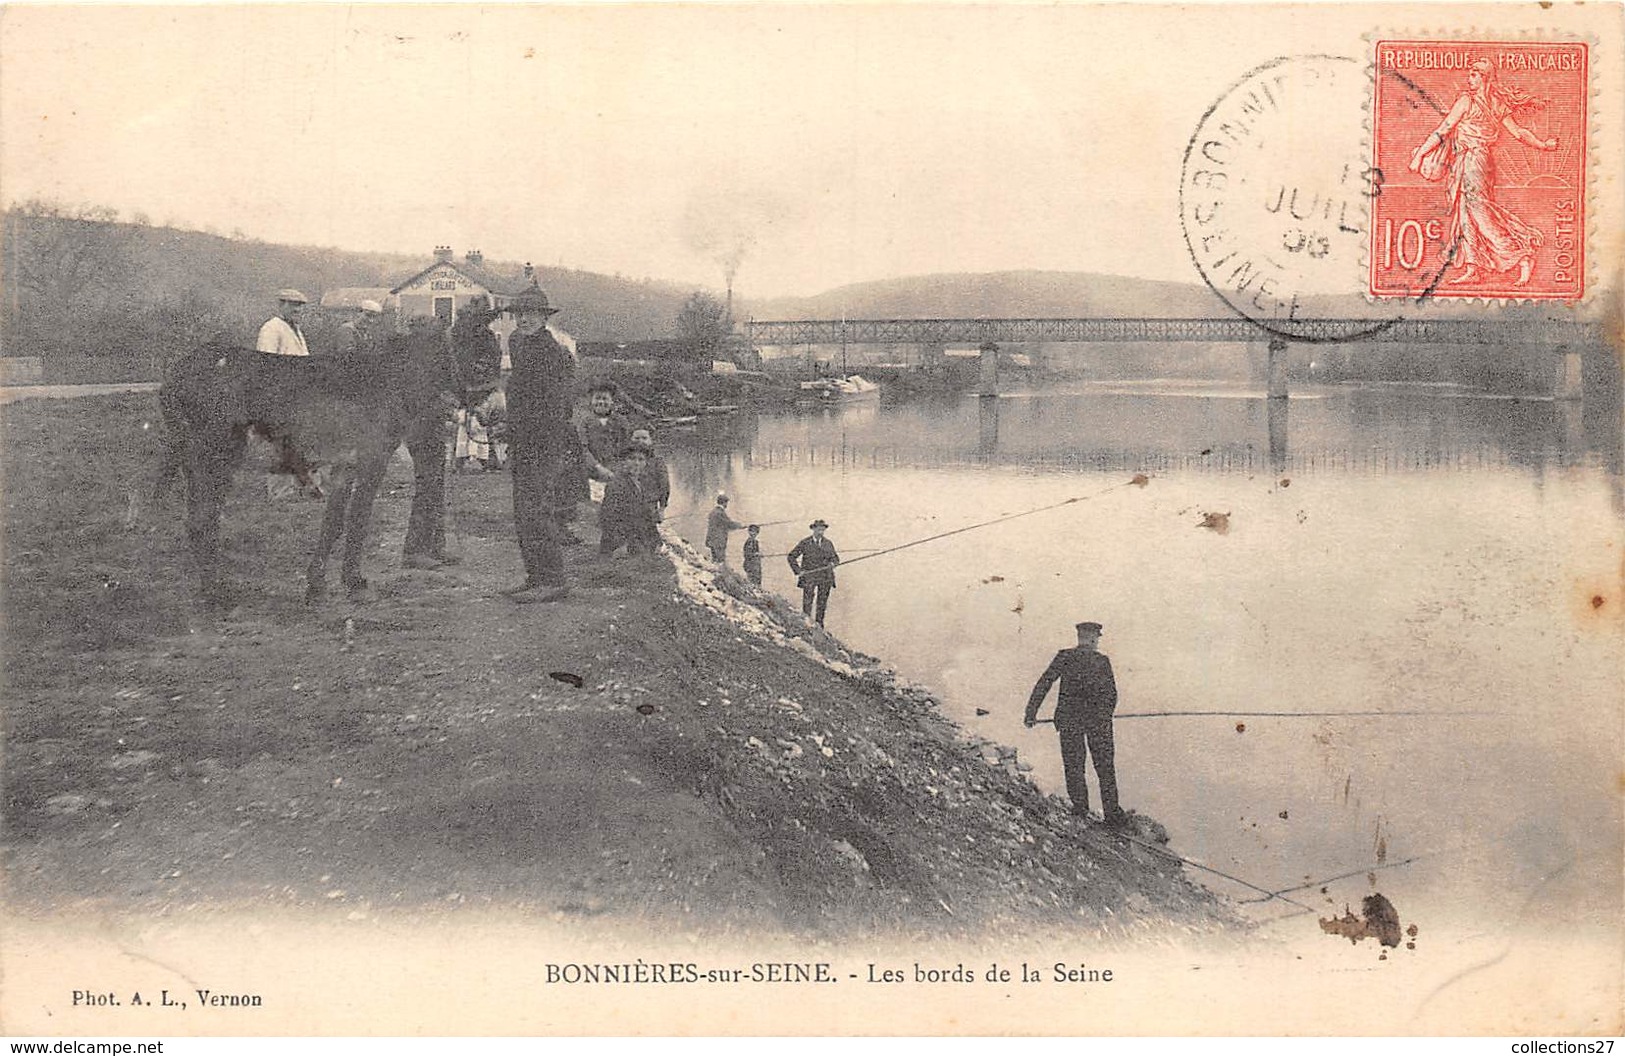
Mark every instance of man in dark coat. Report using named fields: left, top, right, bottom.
left=1025, top=621, right=1125, bottom=825
left=706, top=494, right=744, bottom=563
left=499, top=281, right=575, bottom=603
left=786, top=519, right=839, bottom=625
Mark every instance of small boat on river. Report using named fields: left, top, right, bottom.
left=800, top=374, right=881, bottom=404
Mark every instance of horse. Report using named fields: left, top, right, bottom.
left=155, top=322, right=472, bottom=607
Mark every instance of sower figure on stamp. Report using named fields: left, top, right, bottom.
left=498, top=280, right=575, bottom=604
left=1408, top=57, right=1560, bottom=288
left=787, top=518, right=839, bottom=625
left=1025, top=620, right=1126, bottom=827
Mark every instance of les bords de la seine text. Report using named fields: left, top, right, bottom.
left=543, top=960, right=1112, bottom=985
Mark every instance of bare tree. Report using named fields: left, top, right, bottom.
left=4, top=199, right=137, bottom=308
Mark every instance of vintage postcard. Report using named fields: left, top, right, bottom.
left=1, top=2, right=1620, bottom=1039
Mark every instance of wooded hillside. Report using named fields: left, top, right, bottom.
left=1, top=205, right=699, bottom=380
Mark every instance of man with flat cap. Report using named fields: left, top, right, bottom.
left=787, top=519, right=839, bottom=626
left=1025, top=620, right=1127, bottom=827
left=257, top=289, right=311, bottom=356
left=338, top=298, right=386, bottom=359
left=253, top=289, right=318, bottom=498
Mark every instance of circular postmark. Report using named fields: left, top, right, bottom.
left=1180, top=55, right=1427, bottom=342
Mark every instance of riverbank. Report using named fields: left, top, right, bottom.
left=2, top=391, right=1233, bottom=941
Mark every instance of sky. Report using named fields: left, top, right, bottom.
left=2, top=4, right=1619, bottom=299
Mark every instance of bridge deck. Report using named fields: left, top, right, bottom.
left=745, top=317, right=1599, bottom=346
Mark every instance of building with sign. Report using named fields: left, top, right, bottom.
left=391, top=247, right=529, bottom=325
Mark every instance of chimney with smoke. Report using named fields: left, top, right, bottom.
left=433, top=245, right=454, bottom=263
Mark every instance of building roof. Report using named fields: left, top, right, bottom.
left=390, top=258, right=528, bottom=297
left=320, top=287, right=393, bottom=310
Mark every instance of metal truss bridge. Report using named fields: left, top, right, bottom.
left=745, top=316, right=1600, bottom=347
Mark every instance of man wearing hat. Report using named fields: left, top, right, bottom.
left=497, top=280, right=574, bottom=603
left=786, top=519, right=840, bottom=625
left=253, top=289, right=319, bottom=498
left=1025, top=621, right=1126, bottom=827
left=339, top=299, right=386, bottom=358
left=706, top=494, right=745, bottom=564
left=256, top=290, right=311, bottom=356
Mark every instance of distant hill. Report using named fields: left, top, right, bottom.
left=1, top=210, right=702, bottom=377
left=740, top=268, right=1593, bottom=325
left=742, top=270, right=1229, bottom=321
left=98, top=225, right=697, bottom=342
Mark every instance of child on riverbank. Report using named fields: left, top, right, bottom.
left=742, top=524, right=763, bottom=585
left=598, top=447, right=661, bottom=557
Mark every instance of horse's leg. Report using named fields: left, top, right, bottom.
left=305, top=465, right=355, bottom=603
left=226, top=424, right=250, bottom=472
left=154, top=438, right=184, bottom=507
left=339, top=451, right=390, bottom=596
left=153, top=388, right=193, bottom=506
left=186, top=440, right=229, bottom=606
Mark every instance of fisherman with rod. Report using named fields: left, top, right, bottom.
left=1025, top=620, right=1127, bottom=827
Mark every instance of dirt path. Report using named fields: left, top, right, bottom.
left=3, top=393, right=1235, bottom=941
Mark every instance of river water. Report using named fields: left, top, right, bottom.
left=658, top=380, right=1622, bottom=942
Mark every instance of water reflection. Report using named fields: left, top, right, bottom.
left=977, top=396, right=1000, bottom=461
left=658, top=383, right=1623, bottom=934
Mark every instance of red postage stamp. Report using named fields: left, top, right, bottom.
left=1370, top=40, right=1588, bottom=301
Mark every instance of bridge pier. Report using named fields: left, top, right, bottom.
left=1267, top=337, right=1290, bottom=399
left=1553, top=347, right=1583, bottom=402
left=978, top=394, right=1001, bottom=459
left=978, top=342, right=999, bottom=397
left=1267, top=398, right=1290, bottom=472
left=1557, top=396, right=1584, bottom=458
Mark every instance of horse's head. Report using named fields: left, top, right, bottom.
left=383, top=319, right=463, bottom=423
left=450, top=301, right=505, bottom=401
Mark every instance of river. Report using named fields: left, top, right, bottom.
left=657, top=380, right=1622, bottom=947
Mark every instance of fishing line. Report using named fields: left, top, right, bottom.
left=679, top=474, right=1137, bottom=562
left=755, top=476, right=1146, bottom=572
left=1236, top=853, right=1431, bottom=904
left=1087, top=825, right=1318, bottom=913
